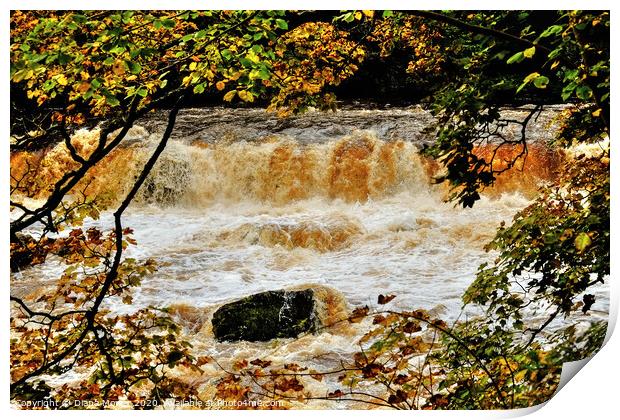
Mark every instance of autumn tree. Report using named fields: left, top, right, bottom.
left=10, top=10, right=609, bottom=409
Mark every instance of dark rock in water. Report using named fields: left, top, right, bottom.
left=212, top=289, right=318, bottom=342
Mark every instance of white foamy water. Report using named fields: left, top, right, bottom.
left=11, top=187, right=609, bottom=333
left=95, top=192, right=526, bottom=315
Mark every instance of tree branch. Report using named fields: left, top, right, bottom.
left=404, top=10, right=553, bottom=56
left=10, top=98, right=183, bottom=395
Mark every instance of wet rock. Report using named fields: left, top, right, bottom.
left=212, top=289, right=318, bottom=342
left=138, top=105, right=568, bottom=147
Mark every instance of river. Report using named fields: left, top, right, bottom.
left=10, top=105, right=609, bottom=407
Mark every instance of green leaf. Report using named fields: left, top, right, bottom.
left=239, top=57, right=253, bottom=67
left=105, top=95, right=120, bottom=107
left=506, top=51, right=524, bottom=64
left=561, top=81, right=577, bottom=100
left=575, top=85, right=592, bottom=100
left=533, top=75, right=549, bottom=89
left=126, top=61, right=142, bottom=75
left=540, top=24, right=563, bottom=38
left=109, top=46, right=126, bottom=55
left=72, top=14, right=87, bottom=24
left=257, top=67, right=271, bottom=80
left=275, top=19, right=288, bottom=30
left=161, top=19, right=176, bottom=29
left=12, top=68, right=33, bottom=83
left=221, top=49, right=232, bottom=60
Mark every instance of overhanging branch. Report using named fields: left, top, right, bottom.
left=404, top=10, right=553, bottom=56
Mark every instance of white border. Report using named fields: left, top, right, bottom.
left=2, top=2, right=617, bottom=419
left=0, top=1, right=617, bottom=11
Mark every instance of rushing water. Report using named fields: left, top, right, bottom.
left=10, top=106, right=609, bottom=406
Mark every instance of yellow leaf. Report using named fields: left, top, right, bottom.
left=216, top=81, right=225, bottom=91
left=523, top=46, right=536, bottom=58
left=238, top=90, right=249, bottom=101
left=189, top=62, right=197, bottom=71
left=514, top=370, right=528, bottom=382
left=592, top=108, right=602, bottom=117
left=523, top=72, right=540, bottom=83
left=574, top=232, right=592, bottom=253
left=362, top=10, right=374, bottom=18
left=56, top=74, right=68, bottom=86
left=223, top=90, right=236, bottom=102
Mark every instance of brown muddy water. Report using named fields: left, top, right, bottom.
left=10, top=105, right=609, bottom=408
